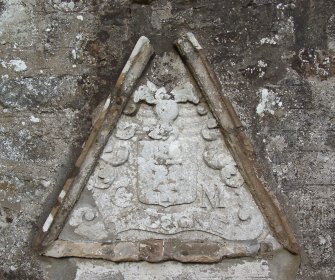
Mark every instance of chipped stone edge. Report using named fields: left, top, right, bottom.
left=175, top=32, right=299, bottom=255
left=42, top=239, right=261, bottom=263
left=36, top=36, right=154, bottom=249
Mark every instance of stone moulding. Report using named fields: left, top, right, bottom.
left=174, top=33, right=299, bottom=255
left=43, top=239, right=260, bottom=263
left=37, top=33, right=299, bottom=263
left=37, top=36, right=154, bottom=247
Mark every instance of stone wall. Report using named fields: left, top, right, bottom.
left=0, top=0, right=334, bottom=279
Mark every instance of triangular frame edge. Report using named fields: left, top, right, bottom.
left=36, top=35, right=154, bottom=250
left=175, top=32, right=299, bottom=254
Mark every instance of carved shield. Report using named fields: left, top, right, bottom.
left=137, top=139, right=197, bottom=207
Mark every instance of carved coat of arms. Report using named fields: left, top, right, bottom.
left=134, top=81, right=199, bottom=207
left=39, top=35, right=298, bottom=268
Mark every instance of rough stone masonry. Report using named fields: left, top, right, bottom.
left=0, top=0, right=334, bottom=279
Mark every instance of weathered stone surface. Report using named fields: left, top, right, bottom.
left=38, top=35, right=154, bottom=248
left=50, top=49, right=276, bottom=262
left=43, top=239, right=261, bottom=263
left=175, top=33, right=298, bottom=253
left=0, top=76, right=84, bottom=110
left=0, top=0, right=334, bottom=279
left=44, top=240, right=141, bottom=262
left=51, top=250, right=297, bottom=280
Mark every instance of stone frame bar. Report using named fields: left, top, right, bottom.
left=37, top=36, right=154, bottom=249
left=175, top=32, right=299, bottom=254
left=43, top=239, right=261, bottom=263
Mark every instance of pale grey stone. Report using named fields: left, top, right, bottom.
left=73, top=259, right=272, bottom=280
left=207, top=118, right=218, bottom=129
left=59, top=53, right=271, bottom=247
left=170, top=82, right=199, bottom=104
left=196, top=102, right=209, bottom=115
left=101, top=142, right=130, bottom=167
left=115, top=122, right=137, bottom=140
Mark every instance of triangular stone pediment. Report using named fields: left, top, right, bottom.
left=37, top=34, right=299, bottom=263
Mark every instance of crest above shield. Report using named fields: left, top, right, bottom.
left=37, top=33, right=299, bottom=263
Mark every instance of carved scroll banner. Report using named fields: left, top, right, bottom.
left=37, top=34, right=299, bottom=266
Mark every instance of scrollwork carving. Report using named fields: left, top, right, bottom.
left=111, top=178, right=133, bottom=208
left=238, top=205, right=252, bottom=222
left=123, top=100, right=138, bottom=115
left=101, top=142, right=130, bottom=167
left=203, top=144, right=225, bottom=170
left=148, top=123, right=173, bottom=140
left=207, top=118, right=218, bottom=129
left=97, top=166, right=116, bottom=186
left=115, top=122, right=137, bottom=140
left=201, top=118, right=219, bottom=141
left=68, top=206, right=108, bottom=240
left=197, top=102, right=208, bottom=115
left=69, top=207, right=97, bottom=227
left=203, top=142, right=245, bottom=188
left=201, top=127, right=219, bottom=141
